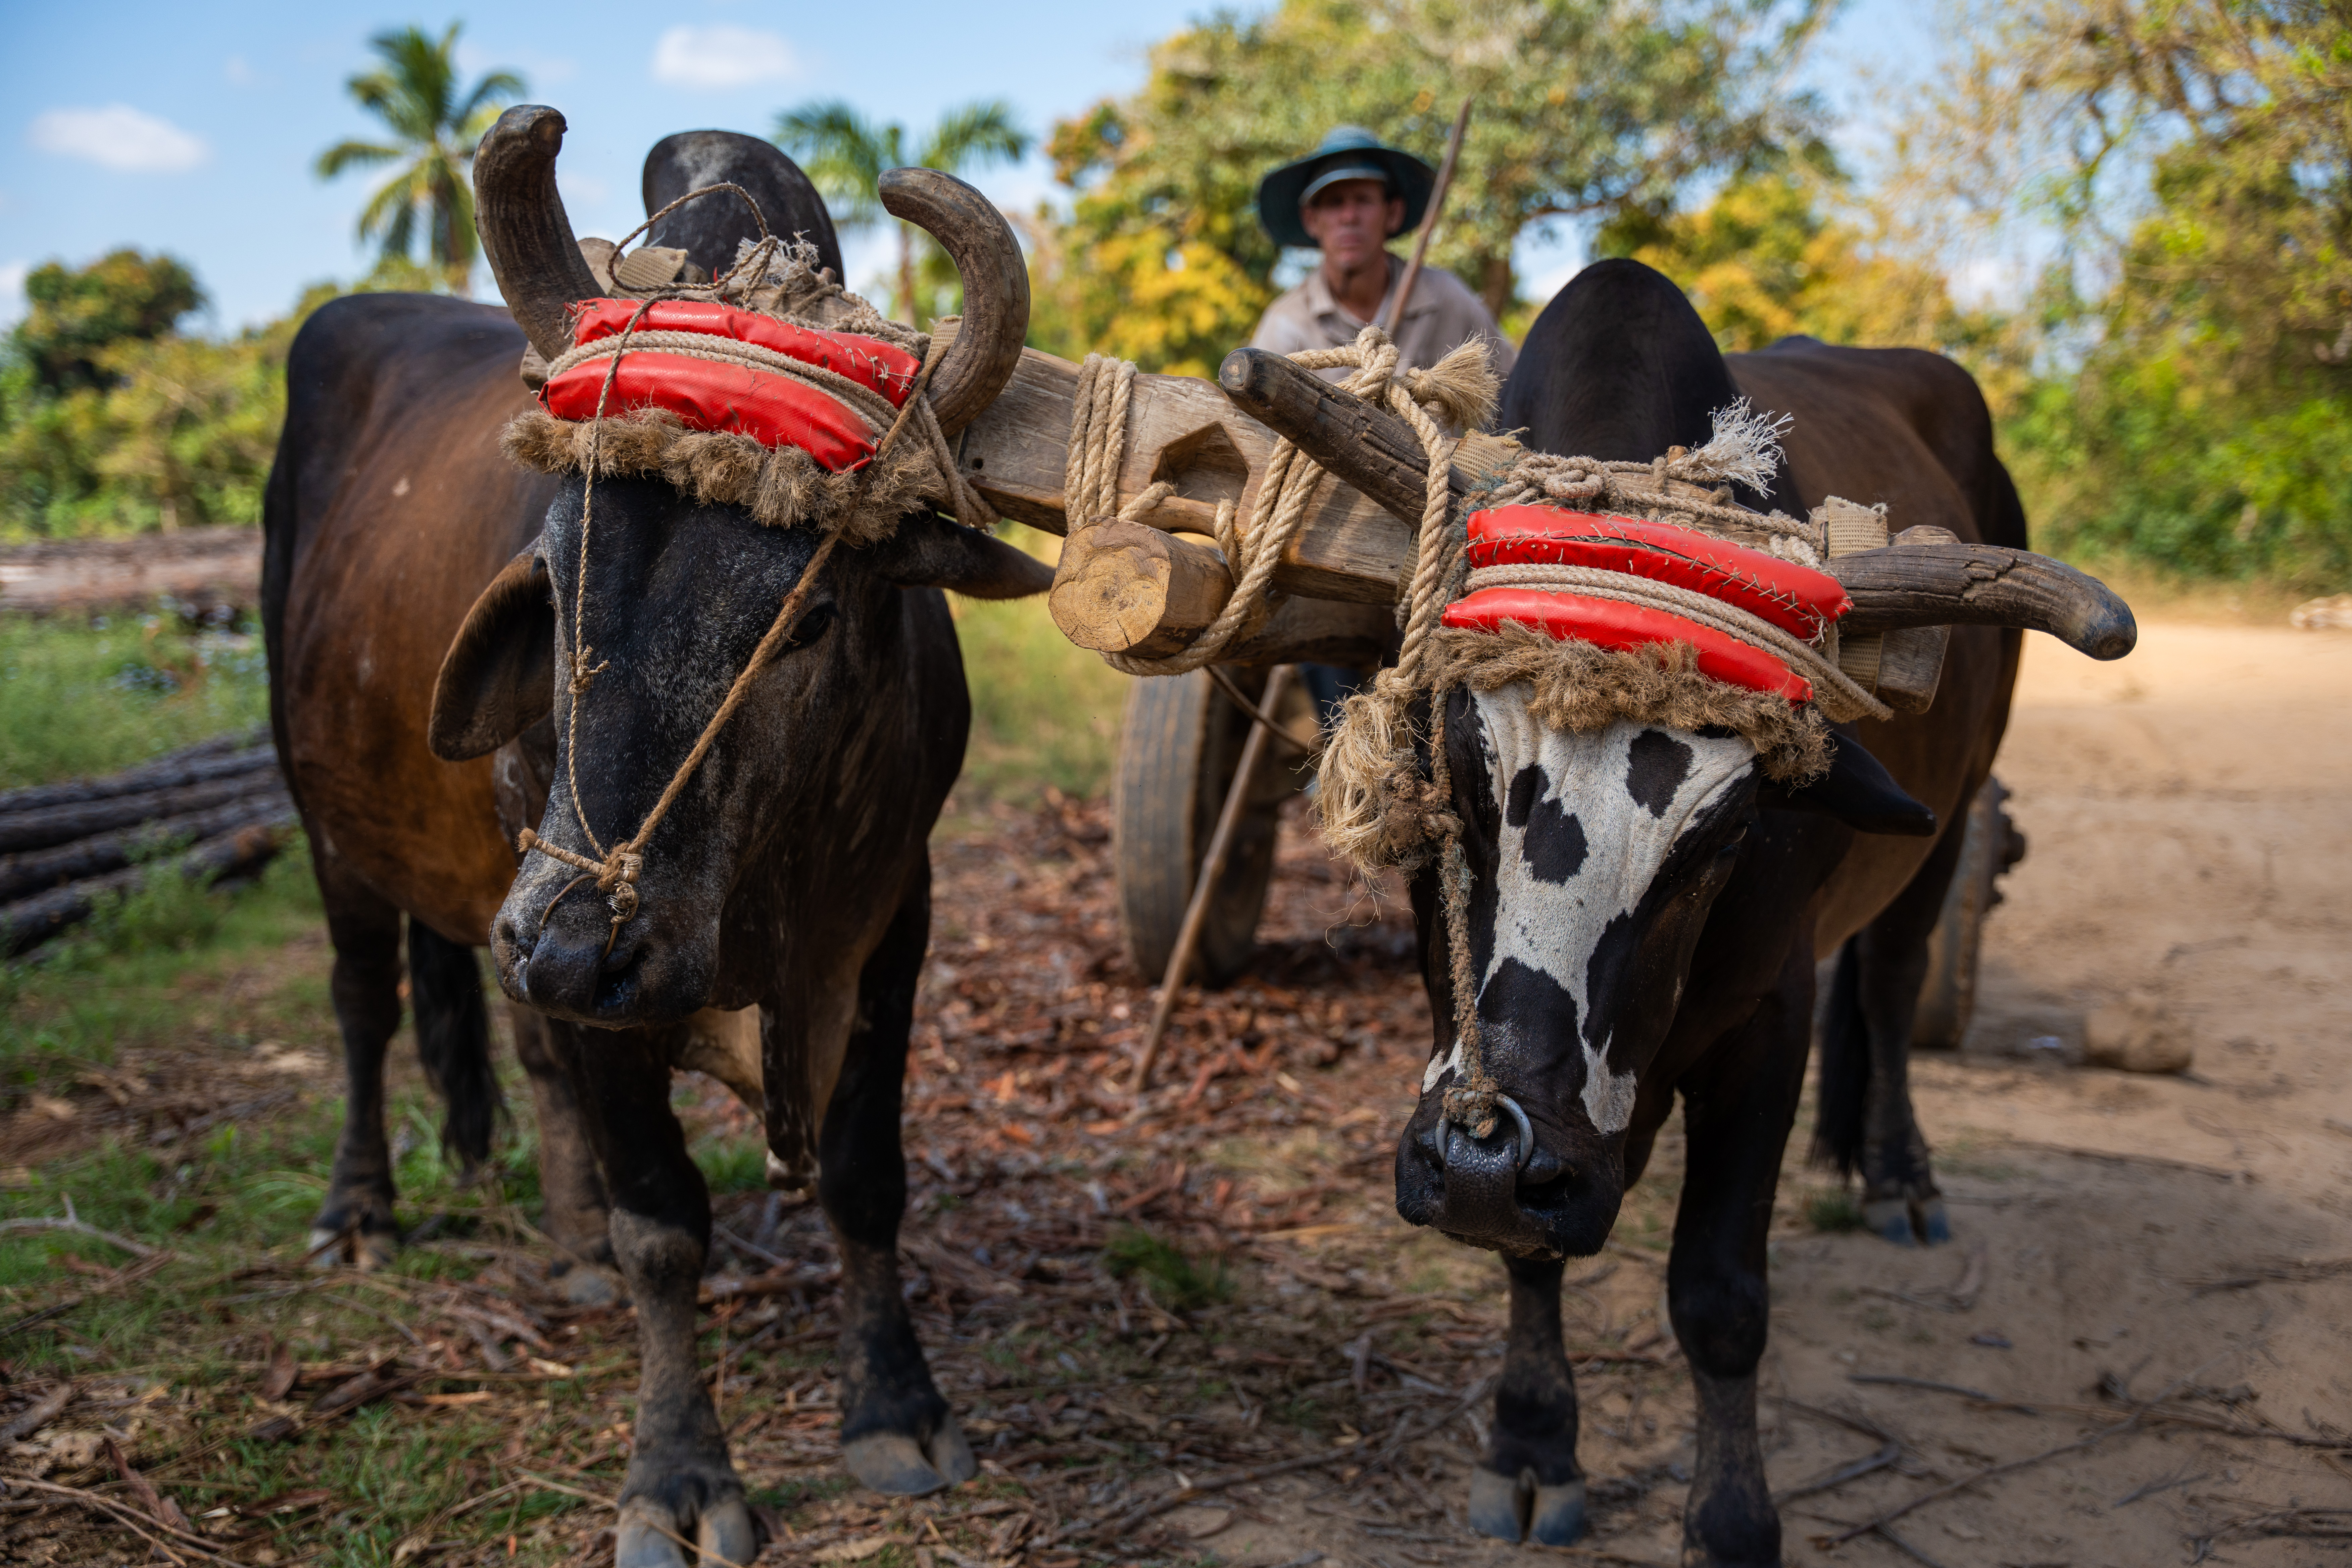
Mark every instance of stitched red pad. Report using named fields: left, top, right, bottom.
left=542, top=352, right=878, bottom=471
left=1442, top=588, right=1812, bottom=702
left=1466, top=505, right=1849, bottom=640
left=567, top=299, right=920, bottom=405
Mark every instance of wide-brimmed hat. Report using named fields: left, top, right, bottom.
left=1257, top=126, right=1436, bottom=249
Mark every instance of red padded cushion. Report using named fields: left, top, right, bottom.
left=1441, top=588, right=1812, bottom=702
left=541, top=352, right=880, bottom=471
left=566, top=300, right=921, bottom=405
left=1466, top=505, right=1849, bottom=640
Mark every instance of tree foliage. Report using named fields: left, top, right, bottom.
left=774, top=99, right=1030, bottom=326
left=1900, top=0, right=2352, bottom=587
left=14, top=252, right=202, bottom=394
left=1027, top=0, right=1828, bottom=374
left=1, top=254, right=331, bottom=538
left=315, top=23, right=524, bottom=294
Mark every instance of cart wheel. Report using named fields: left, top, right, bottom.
left=1913, top=776, right=2024, bottom=1050
left=1113, top=669, right=1307, bottom=985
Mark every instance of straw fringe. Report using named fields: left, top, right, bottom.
left=501, top=406, right=943, bottom=547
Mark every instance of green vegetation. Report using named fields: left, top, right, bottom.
left=1805, top=1188, right=1867, bottom=1234
left=315, top=22, right=525, bottom=294
left=1028, top=0, right=1825, bottom=374
left=1101, top=1224, right=1233, bottom=1310
left=0, top=612, right=270, bottom=788
left=775, top=98, right=1031, bottom=326
left=952, top=527, right=1128, bottom=803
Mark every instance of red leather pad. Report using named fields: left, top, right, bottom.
left=1466, top=505, right=1849, bottom=640
left=1442, top=588, right=1812, bottom=702
left=566, top=299, right=922, bottom=405
left=542, top=352, right=877, bottom=471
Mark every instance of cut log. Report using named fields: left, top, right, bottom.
left=0, top=774, right=286, bottom=856
left=1, top=809, right=296, bottom=958
left=0, top=789, right=294, bottom=904
left=0, top=732, right=275, bottom=815
left=1049, top=522, right=1235, bottom=658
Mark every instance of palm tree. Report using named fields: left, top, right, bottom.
left=774, top=100, right=1029, bottom=326
left=315, top=24, right=525, bottom=295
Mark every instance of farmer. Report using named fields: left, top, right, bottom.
left=1250, top=125, right=1515, bottom=379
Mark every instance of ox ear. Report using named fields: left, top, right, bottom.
left=430, top=546, right=556, bottom=761
left=871, top=515, right=1054, bottom=601
left=1760, top=732, right=1937, bottom=837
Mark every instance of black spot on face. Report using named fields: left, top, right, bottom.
left=1476, top=956, right=1580, bottom=1055
left=1625, top=729, right=1695, bottom=818
left=1505, top=765, right=1588, bottom=884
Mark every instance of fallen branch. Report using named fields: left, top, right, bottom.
left=0, top=1476, right=245, bottom=1566
left=0, top=1382, right=74, bottom=1444
left=0, top=1195, right=165, bottom=1259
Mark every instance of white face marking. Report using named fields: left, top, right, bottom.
left=1442, top=695, right=1756, bottom=1135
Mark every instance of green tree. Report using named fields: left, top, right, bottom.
left=1897, top=0, right=2352, bottom=586
left=773, top=100, right=1030, bottom=327
left=314, top=23, right=524, bottom=294
left=1029, top=0, right=1828, bottom=375
left=13, top=251, right=201, bottom=393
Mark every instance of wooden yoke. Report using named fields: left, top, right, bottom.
left=940, top=325, right=1517, bottom=666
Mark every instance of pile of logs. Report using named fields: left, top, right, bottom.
left=0, top=729, right=294, bottom=957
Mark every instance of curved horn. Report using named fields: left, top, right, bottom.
left=877, top=166, right=1029, bottom=435
left=1829, top=531, right=2137, bottom=660
left=474, top=105, right=603, bottom=363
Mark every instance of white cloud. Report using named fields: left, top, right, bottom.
left=29, top=105, right=208, bottom=172
left=0, top=263, right=29, bottom=328
left=650, top=25, right=797, bottom=90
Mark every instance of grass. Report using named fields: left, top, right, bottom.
left=1101, top=1224, right=1232, bottom=1311
left=950, top=525, right=1129, bottom=806
left=1805, top=1188, right=1867, bottom=1233
left=0, top=608, right=270, bottom=789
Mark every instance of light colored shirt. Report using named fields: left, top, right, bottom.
left=1251, top=252, right=1516, bottom=382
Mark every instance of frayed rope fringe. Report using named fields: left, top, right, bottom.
left=501, top=406, right=944, bottom=547
left=1315, top=628, right=1831, bottom=874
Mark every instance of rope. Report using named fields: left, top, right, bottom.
left=514, top=182, right=961, bottom=948
left=1063, top=327, right=1497, bottom=677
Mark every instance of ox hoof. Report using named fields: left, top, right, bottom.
left=1531, top=1478, right=1588, bottom=1546
left=558, top=1264, right=623, bottom=1307
left=615, top=1495, right=756, bottom=1568
left=1861, top=1197, right=1916, bottom=1246
left=1915, top=1195, right=1953, bottom=1246
left=307, top=1227, right=398, bottom=1271
left=844, top=1415, right=976, bottom=1497
left=1468, top=1466, right=1531, bottom=1543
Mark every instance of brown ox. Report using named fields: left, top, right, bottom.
left=263, top=111, right=1046, bottom=1564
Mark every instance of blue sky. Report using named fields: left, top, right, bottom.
left=0, top=0, right=1941, bottom=334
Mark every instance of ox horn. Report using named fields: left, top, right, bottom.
left=1828, top=530, right=2138, bottom=661
left=877, top=167, right=1030, bottom=436
left=473, top=105, right=603, bottom=364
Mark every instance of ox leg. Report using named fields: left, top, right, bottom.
left=1843, top=822, right=1968, bottom=1246
left=1669, top=953, right=1811, bottom=1568
left=509, top=1007, right=619, bottom=1305
left=566, top=1021, right=755, bottom=1568
left=308, top=855, right=404, bottom=1270
left=826, top=880, right=973, bottom=1497
left=1468, top=1255, right=1588, bottom=1545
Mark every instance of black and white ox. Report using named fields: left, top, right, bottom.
left=1272, top=260, right=2132, bottom=1563
left=264, top=107, right=1048, bottom=1566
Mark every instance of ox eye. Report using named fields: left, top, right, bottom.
left=782, top=603, right=836, bottom=650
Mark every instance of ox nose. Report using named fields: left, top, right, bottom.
left=1408, top=1098, right=1575, bottom=1243
left=516, top=922, right=638, bottom=1019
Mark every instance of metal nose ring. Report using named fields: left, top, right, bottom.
left=1442, top=1091, right=1536, bottom=1173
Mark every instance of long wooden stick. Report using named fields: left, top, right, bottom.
left=1378, top=98, right=1472, bottom=336
left=1129, top=665, right=1298, bottom=1094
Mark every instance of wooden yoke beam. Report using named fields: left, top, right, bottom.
left=939, top=323, right=1517, bottom=663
